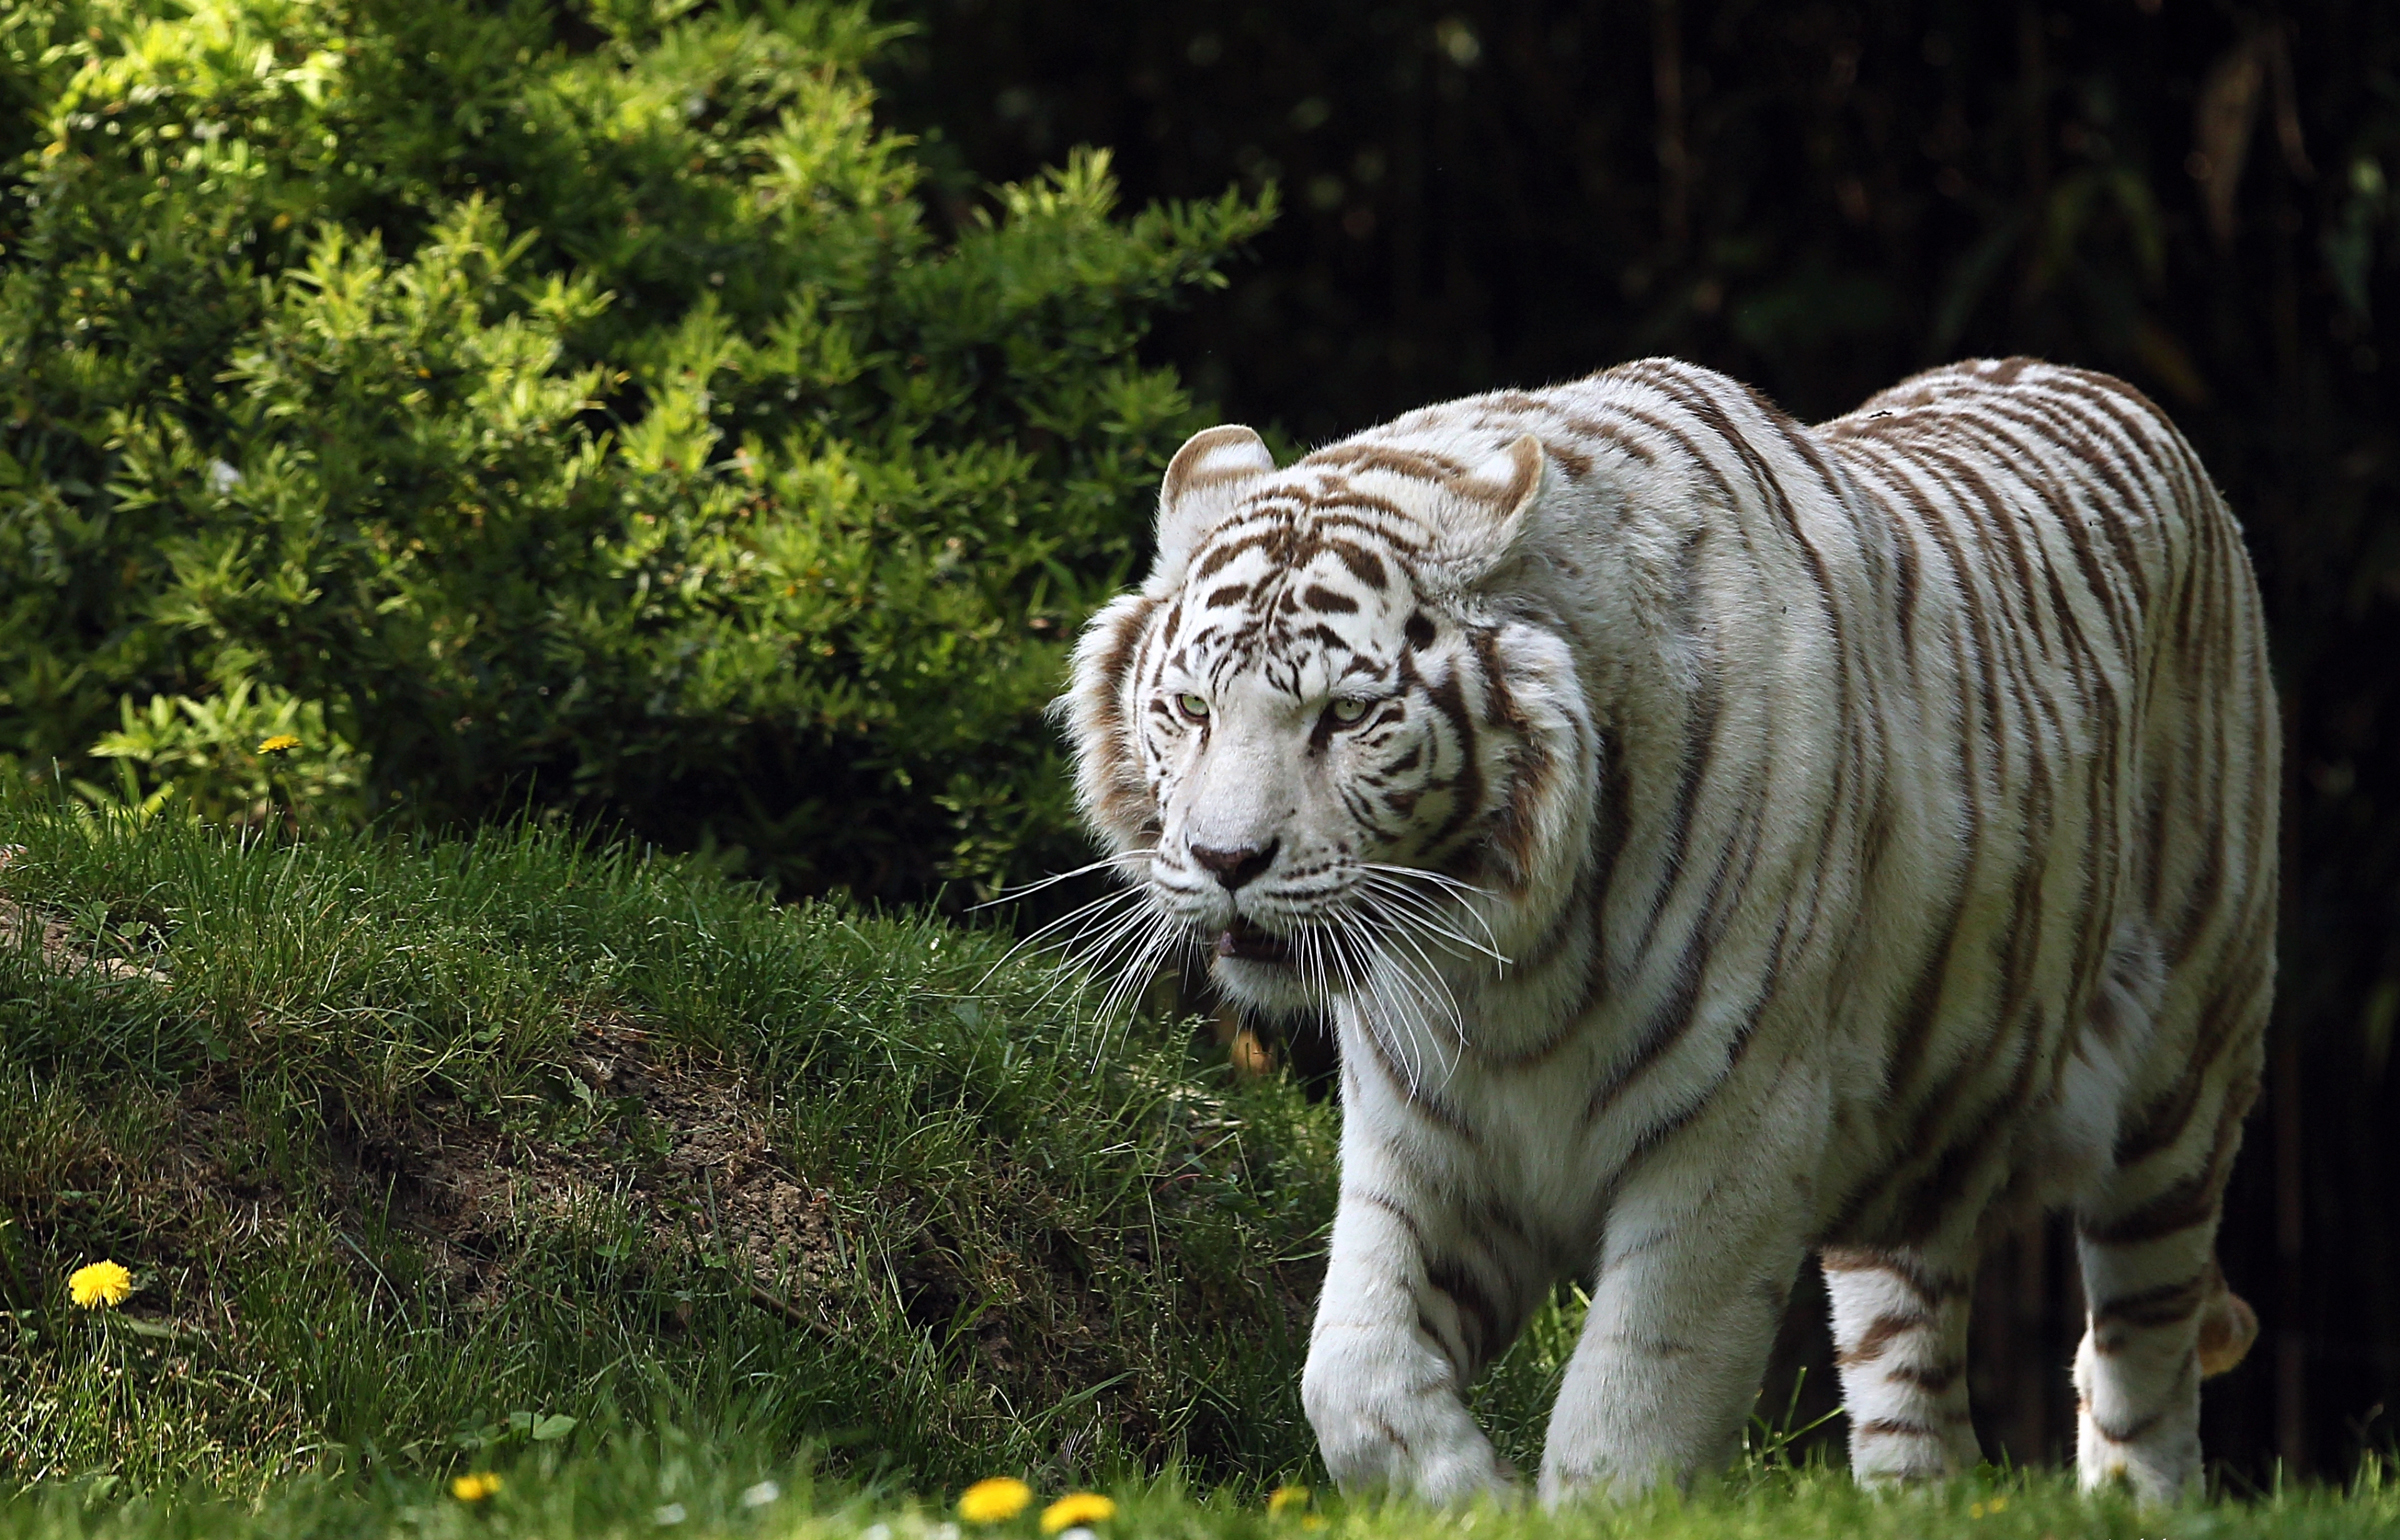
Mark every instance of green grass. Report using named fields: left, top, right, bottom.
left=4, top=792, right=2398, bottom=1536
left=8, top=1439, right=2400, bottom=1540
left=0, top=792, right=1335, bottom=1495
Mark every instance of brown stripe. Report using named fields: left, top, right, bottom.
left=1578, top=727, right=1632, bottom=1008
left=1595, top=396, right=1743, bottom=505
left=1886, top=1359, right=1965, bottom=1395
left=1318, top=538, right=1390, bottom=590
left=1583, top=799, right=1765, bottom=1127
left=1832, top=1308, right=1933, bottom=1366
left=1630, top=675, right=1723, bottom=963
left=1192, top=529, right=1286, bottom=583
left=2009, top=381, right=2165, bottom=611
left=2090, top=1404, right=2173, bottom=1445
left=2079, top=1168, right=2227, bottom=1248
left=1300, top=493, right=1416, bottom=527
left=1644, top=371, right=1851, bottom=655
left=1966, top=397, right=2146, bottom=646
left=1419, top=668, right=1485, bottom=854
left=1357, top=1020, right=1480, bottom=1144
left=1424, top=1256, right=1509, bottom=1373
left=2091, top=1271, right=2209, bottom=1331
left=1554, top=409, right=1661, bottom=465
left=1855, top=871, right=1973, bottom=1146
left=1348, top=1187, right=1427, bottom=1248
left=1308, top=443, right=1471, bottom=481
left=1819, top=1248, right=1968, bottom=1301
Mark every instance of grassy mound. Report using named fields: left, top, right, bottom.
left=0, top=793, right=1335, bottom=1493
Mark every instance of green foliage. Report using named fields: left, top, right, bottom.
left=0, top=0, right=1270, bottom=897
left=88, top=676, right=366, bottom=826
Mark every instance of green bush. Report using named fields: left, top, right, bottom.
left=0, top=0, right=1270, bottom=898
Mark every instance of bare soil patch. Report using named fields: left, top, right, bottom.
left=327, top=1018, right=845, bottom=1319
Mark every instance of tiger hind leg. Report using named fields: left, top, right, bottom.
left=2071, top=1075, right=2259, bottom=1501
left=1821, top=1244, right=1983, bottom=1483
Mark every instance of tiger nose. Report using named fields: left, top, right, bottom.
left=1190, top=839, right=1279, bottom=891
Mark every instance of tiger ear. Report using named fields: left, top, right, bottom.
left=1154, top=425, right=1276, bottom=580
left=1429, top=433, right=1550, bottom=586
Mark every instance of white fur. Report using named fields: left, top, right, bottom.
left=1061, top=358, right=2278, bottom=1505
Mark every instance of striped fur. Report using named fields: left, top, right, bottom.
left=1059, top=358, right=2277, bottom=1504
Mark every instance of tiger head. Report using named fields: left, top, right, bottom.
left=1061, top=423, right=1601, bottom=1018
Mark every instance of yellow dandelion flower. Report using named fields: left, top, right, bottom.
left=451, top=1472, right=502, bottom=1502
left=68, top=1259, right=132, bottom=1309
left=1267, top=1486, right=1311, bottom=1517
left=257, top=734, right=301, bottom=755
left=1039, top=1493, right=1115, bottom=1534
left=958, top=1477, right=1035, bottom=1525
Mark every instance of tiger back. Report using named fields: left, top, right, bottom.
left=1061, top=356, right=2276, bottom=1504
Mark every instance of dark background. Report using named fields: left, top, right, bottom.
left=873, top=0, right=2400, bottom=1482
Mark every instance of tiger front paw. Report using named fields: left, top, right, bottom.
left=1302, top=1332, right=1511, bottom=1505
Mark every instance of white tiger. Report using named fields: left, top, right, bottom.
left=1061, top=357, right=2276, bottom=1504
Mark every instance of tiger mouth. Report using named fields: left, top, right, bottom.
left=1214, top=919, right=1293, bottom=964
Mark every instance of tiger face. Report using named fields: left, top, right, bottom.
left=1065, top=424, right=1590, bottom=1019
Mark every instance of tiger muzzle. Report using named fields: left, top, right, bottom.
left=1214, top=918, right=1294, bottom=964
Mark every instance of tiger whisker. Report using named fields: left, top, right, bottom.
left=973, top=848, right=1159, bottom=909
left=1357, top=861, right=1498, bottom=903
left=1352, top=869, right=1500, bottom=951
left=1348, top=894, right=1506, bottom=1035
left=975, top=881, right=1157, bottom=994
left=1353, top=877, right=1507, bottom=962
left=1299, top=925, right=1329, bottom=1024
left=1374, top=909, right=1472, bottom=1046
left=1012, top=885, right=1165, bottom=1014
left=1341, top=917, right=1448, bottom=1095
left=1057, top=932, right=1166, bottom=1041
left=1348, top=899, right=1472, bottom=1092
left=1082, top=917, right=1193, bottom=1072
left=1355, top=866, right=1510, bottom=963
left=1096, top=909, right=1181, bottom=1024
left=1304, top=919, right=1358, bottom=999
left=1013, top=881, right=1155, bottom=953
left=1376, top=925, right=1468, bottom=1066
left=1353, top=874, right=1512, bottom=969
left=1073, top=896, right=1173, bottom=990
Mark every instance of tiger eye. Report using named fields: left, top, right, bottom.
left=1331, top=697, right=1371, bottom=724
left=1178, top=692, right=1211, bottom=720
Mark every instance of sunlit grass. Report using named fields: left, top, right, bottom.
left=0, top=790, right=1329, bottom=1496
left=8, top=1437, right=2400, bottom=1540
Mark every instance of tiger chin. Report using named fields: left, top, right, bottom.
left=1060, top=357, right=2275, bottom=1507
